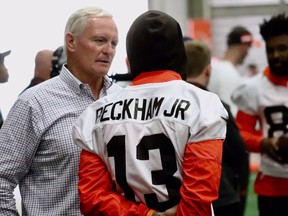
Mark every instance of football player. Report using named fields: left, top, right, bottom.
left=73, top=10, right=228, bottom=216
left=231, top=13, right=288, bottom=216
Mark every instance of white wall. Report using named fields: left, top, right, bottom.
left=0, top=0, right=148, bottom=214
left=0, top=0, right=148, bottom=118
left=211, top=0, right=280, bottom=6
left=148, top=0, right=188, bottom=34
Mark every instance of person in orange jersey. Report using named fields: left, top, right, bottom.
left=73, top=10, right=228, bottom=216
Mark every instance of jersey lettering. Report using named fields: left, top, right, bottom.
left=163, top=99, right=190, bottom=120
left=95, top=97, right=190, bottom=122
left=107, top=133, right=181, bottom=211
left=107, top=136, right=136, bottom=202
left=264, top=105, right=288, bottom=137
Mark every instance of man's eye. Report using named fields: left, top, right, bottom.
left=96, top=39, right=104, bottom=43
left=267, top=47, right=274, bottom=54
left=278, top=45, right=288, bottom=52
left=112, top=41, right=118, bottom=48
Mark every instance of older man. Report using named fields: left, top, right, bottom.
left=0, top=7, right=121, bottom=215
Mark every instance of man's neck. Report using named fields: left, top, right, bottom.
left=223, top=48, right=240, bottom=66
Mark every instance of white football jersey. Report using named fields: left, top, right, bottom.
left=73, top=79, right=227, bottom=208
left=208, top=60, right=247, bottom=117
left=232, top=73, right=288, bottom=178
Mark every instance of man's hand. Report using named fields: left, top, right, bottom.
left=261, top=135, right=288, bottom=164
left=260, top=137, right=281, bottom=162
left=152, top=205, right=178, bottom=216
left=163, top=205, right=177, bottom=216
left=276, top=134, right=288, bottom=164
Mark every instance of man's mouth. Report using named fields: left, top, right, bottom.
left=272, top=60, right=282, bottom=67
left=98, top=59, right=110, bottom=64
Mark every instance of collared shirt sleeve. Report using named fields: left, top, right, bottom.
left=177, top=139, right=223, bottom=216
left=78, top=150, right=151, bottom=216
left=0, top=98, right=39, bottom=214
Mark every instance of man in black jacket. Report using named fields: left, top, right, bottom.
left=184, top=39, right=247, bottom=216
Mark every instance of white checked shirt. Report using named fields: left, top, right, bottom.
left=0, top=65, right=121, bottom=216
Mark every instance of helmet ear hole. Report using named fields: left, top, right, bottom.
left=51, top=46, right=66, bottom=78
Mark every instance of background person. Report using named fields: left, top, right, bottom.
left=73, top=10, right=228, bottom=216
left=0, top=50, right=11, bottom=83
left=22, top=49, right=54, bottom=92
left=231, top=13, right=288, bottom=216
left=184, top=40, right=247, bottom=216
left=0, top=6, right=121, bottom=215
left=50, top=46, right=66, bottom=78
left=208, top=25, right=253, bottom=116
left=208, top=26, right=253, bottom=216
left=0, top=50, right=11, bottom=128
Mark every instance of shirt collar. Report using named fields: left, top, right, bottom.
left=60, top=64, right=113, bottom=97
left=130, top=70, right=182, bottom=86
left=263, top=66, right=288, bottom=87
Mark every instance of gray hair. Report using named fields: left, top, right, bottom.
left=63, top=7, right=112, bottom=53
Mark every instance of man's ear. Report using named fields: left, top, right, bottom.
left=125, top=57, right=131, bottom=73
left=65, top=32, right=76, bottom=52
left=205, top=64, right=211, bottom=78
